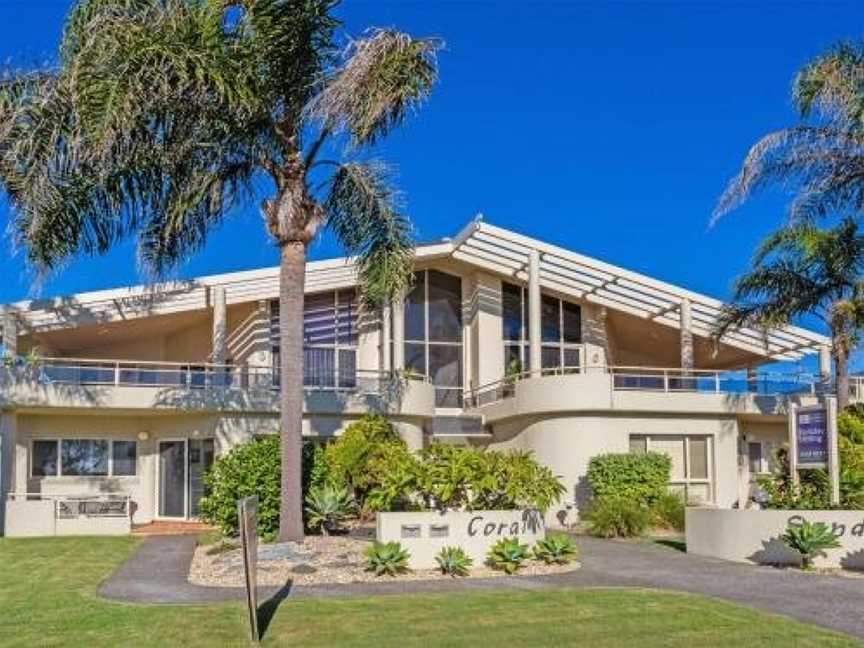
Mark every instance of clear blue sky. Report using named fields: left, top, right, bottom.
left=0, top=1, right=862, bottom=367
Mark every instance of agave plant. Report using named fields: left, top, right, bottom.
left=364, top=541, right=410, bottom=577
left=304, top=484, right=355, bottom=536
left=532, top=532, right=579, bottom=565
left=781, top=519, right=841, bottom=570
left=486, top=537, right=530, bottom=574
left=434, top=546, right=473, bottom=577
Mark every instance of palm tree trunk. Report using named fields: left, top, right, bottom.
left=278, top=240, right=306, bottom=543
left=835, top=346, right=850, bottom=411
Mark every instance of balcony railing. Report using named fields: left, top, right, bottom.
left=2, top=357, right=429, bottom=395
left=464, top=364, right=838, bottom=409
left=7, top=493, right=132, bottom=519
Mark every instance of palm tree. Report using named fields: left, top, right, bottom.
left=0, top=0, right=441, bottom=542
left=714, top=42, right=864, bottom=224
left=714, top=218, right=864, bottom=409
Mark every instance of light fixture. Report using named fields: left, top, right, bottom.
left=137, top=431, right=150, bottom=441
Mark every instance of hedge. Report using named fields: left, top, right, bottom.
left=586, top=452, right=671, bottom=506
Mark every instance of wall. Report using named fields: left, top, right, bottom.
left=686, top=508, right=864, bottom=569
left=486, top=413, right=740, bottom=525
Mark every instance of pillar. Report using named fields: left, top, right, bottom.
left=394, top=421, right=424, bottom=453
left=392, top=297, right=405, bottom=371
left=381, top=303, right=392, bottom=372
left=1, top=309, right=17, bottom=357
left=528, top=249, right=542, bottom=375
left=0, top=413, right=18, bottom=534
left=211, top=287, right=227, bottom=364
left=818, top=344, right=832, bottom=380
left=680, top=298, right=693, bottom=371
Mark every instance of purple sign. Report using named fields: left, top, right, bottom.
left=797, top=408, right=828, bottom=467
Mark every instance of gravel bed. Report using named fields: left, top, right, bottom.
left=188, top=530, right=580, bottom=587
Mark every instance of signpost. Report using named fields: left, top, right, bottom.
left=788, top=398, right=840, bottom=505
left=238, top=496, right=259, bottom=643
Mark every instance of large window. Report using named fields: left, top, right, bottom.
left=629, top=434, right=713, bottom=503
left=404, top=270, right=463, bottom=407
left=271, top=289, right=357, bottom=389
left=502, top=282, right=582, bottom=374
left=32, top=439, right=137, bottom=477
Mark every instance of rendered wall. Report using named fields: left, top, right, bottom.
left=686, top=507, right=864, bottom=569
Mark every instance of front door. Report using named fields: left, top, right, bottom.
left=158, top=438, right=216, bottom=519
left=158, top=440, right=187, bottom=518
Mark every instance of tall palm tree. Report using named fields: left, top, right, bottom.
left=714, top=42, right=864, bottom=224
left=0, top=0, right=441, bottom=542
left=714, top=218, right=864, bottom=409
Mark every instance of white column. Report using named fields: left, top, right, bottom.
left=211, top=287, right=227, bottom=364
left=0, top=412, right=17, bottom=532
left=680, top=298, right=694, bottom=371
left=818, top=344, right=832, bottom=379
left=381, top=304, right=392, bottom=372
left=392, top=297, right=405, bottom=371
left=528, top=249, right=542, bottom=375
left=1, top=309, right=17, bottom=357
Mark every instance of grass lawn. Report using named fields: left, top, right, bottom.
left=1, top=536, right=861, bottom=647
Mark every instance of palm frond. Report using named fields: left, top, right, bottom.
left=310, top=28, right=441, bottom=147
left=794, top=42, right=864, bottom=127
left=324, top=160, right=414, bottom=307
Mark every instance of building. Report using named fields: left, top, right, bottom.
left=0, top=218, right=847, bottom=534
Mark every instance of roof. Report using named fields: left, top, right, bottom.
left=2, top=218, right=829, bottom=359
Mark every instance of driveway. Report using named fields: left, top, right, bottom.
left=100, top=534, right=864, bottom=640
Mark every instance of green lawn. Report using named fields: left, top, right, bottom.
left=0, top=536, right=860, bottom=647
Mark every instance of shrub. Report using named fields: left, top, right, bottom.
left=533, top=532, right=579, bottom=565
left=364, top=541, right=410, bottom=576
left=587, top=452, right=672, bottom=507
left=302, top=441, right=334, bottom=495
left=435, top=546, right=473, bottom=577
left=198, top=436, right=280, bottom=537
left=652, top=491, right=685, bottom=532
left=304, top=484, right=356, bottom=535
left=781, top=519, right=841, bottom=569
left=585, top=496, right=652, bottom=538
left=487, top=537, right=530, bottom=574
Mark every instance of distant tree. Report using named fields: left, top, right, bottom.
left=715, top=42, right=864, bottom=224
left=714, top=218, right=864, bottom=409
left=0, top=0, right=441, bottom=542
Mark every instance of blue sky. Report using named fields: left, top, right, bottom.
left=0, top=1, right=862, bottom=367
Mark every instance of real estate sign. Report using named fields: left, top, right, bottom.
left=796, top=407, right=829, bottom=468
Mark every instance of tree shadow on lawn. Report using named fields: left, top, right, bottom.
left=257, top=582, right=293, bottom=641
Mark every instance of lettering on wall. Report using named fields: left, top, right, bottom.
left=788, top=514, right=864, bottom=538
left=467, top=509, right=544, bottom=538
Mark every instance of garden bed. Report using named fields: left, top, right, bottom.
left=188, top=526, right=580, bottom=587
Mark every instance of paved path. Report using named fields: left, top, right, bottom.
left=100, top=535, right=864, bottom=640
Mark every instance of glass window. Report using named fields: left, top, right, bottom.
left=541, top=295, right=560, bottom=343
left=429, top=344, right=462, bottom=389
left=304, top=347, right=335, bottom=387
left=32, top=440, right=58, bottom=477
left=651, top=437, right=686, bottom=481
left=747, top=442, right=763, bottom=475
left=563, top=346, right=582, bottom=369
left=404, top=274, right=426, bottom=341
left=336, top=290, right=357, bottom=345
left=112, top=441, right=137, bottom=477
left=504, top=345, right=523, bottom=375
left=541, top=346, right=560, bottom=370
left=61, top=439, right=109, bottom=476
left=303, top=292, right=336, bottom=345
left=502, top=282, right=523, bottom=342
left=338, top=349, right=357, bottom=389
left=629, top=435, right=647, bottom=454
left=404, top=343, right=426, bottom=376
left=562, top=301, right=582, bottom=343
left=427, top=270, right=462, bottom=342
left=689, top=437, right=709, bottom=479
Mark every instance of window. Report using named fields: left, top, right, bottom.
left=404, top=270, right=463, bottom=407
left=501, top=282, right=582, bottom=375
left=271, top=289, right=357, bottom=389
left=748, top=441, right=768, bottom=475
left=628, top=434, right=713, bottom=503
left=31, top=439, right=138, bottom=477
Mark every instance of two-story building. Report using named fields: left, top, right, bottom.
left=0, top=218, right=842, bottom=533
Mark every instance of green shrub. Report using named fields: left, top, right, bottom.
left=587, top=452, right=672, bottom=507
left=366, top=444, right=565, bottom=513
left=781, top=519, right=841, bottom=569
left=652, top=491, right=685, bottom=532
left=533, top=532, right=579, bottom=565
left=302, top=441, right=334, bottom=495
left=304, top=484, right=356, bottom=535
left=364, top=541, right=411, bottom=576
left=435, top=546, right=473, bottom=577
left=487, top=537, right=530, bottom=574
left=585, top=496, right=652, bottom=538
left=198, top=436, right=280, bottom=537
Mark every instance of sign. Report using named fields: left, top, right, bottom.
left=238, top=496, right=259, bottom=643
left=796, top=407, right=829, bottom=467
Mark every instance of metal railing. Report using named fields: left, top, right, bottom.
left=3, top=356, right=429, bottom=395
left=7, top=493, right=132, bottom=518
left=463, top=364, right=834, bottom=409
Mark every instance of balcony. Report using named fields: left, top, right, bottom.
left=1, top=357, right=436, bottom=417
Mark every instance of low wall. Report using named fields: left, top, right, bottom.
left=686, top=507, right=864, bottom=569
left=377, top=509, right=546, bottom=569
left=4, top=500, right=131, bottom=537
